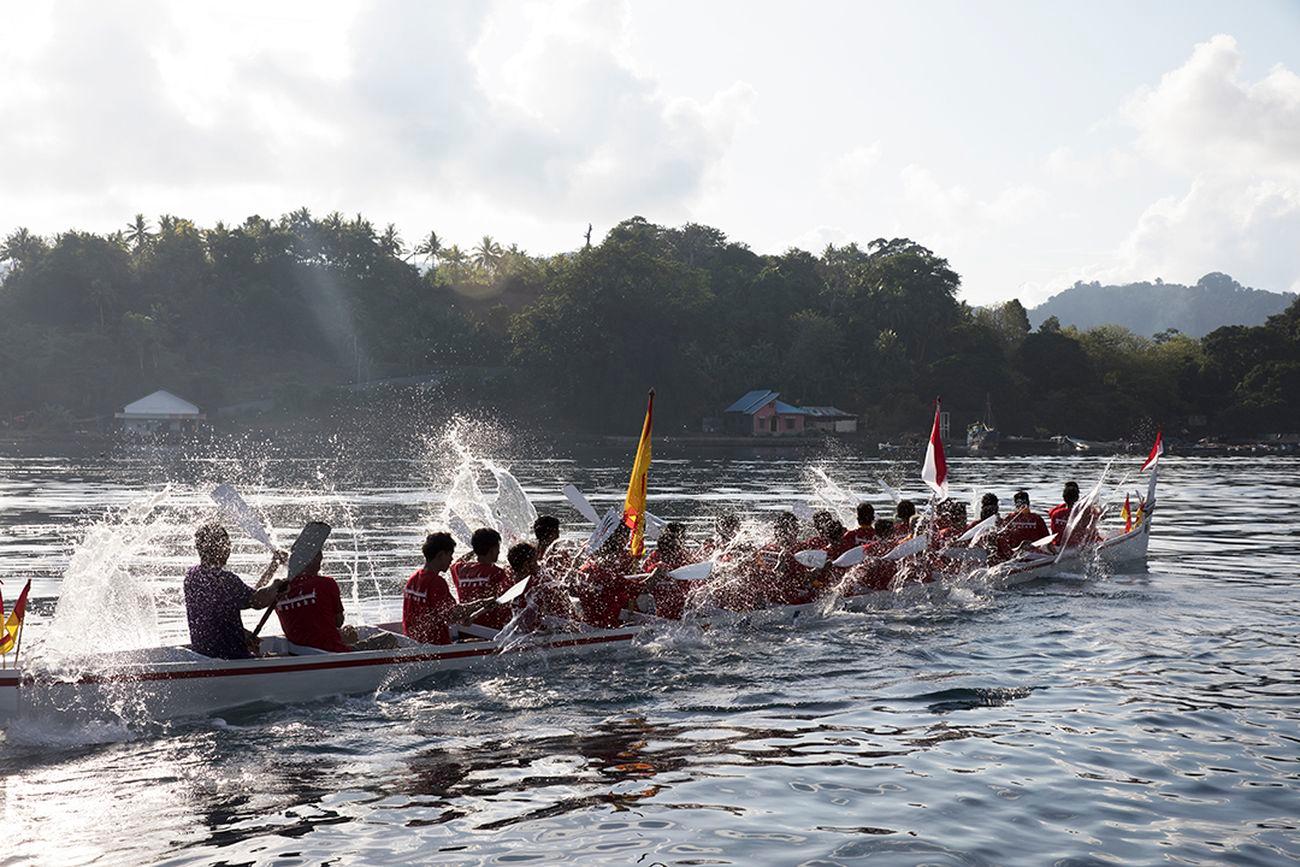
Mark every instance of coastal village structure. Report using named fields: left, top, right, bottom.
left=721, top=390, right=858, bottom=437
left=116, top=390, right=205, bottom=435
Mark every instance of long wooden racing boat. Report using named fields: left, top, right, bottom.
left=0, top=472, right=1158, bottom=728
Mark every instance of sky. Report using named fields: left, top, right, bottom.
left=1, top=0, right=1298, bottom=306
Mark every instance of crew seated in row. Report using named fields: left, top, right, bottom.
left=184, top=521, right=400, bottom=659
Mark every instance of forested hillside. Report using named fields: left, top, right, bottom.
left=2, top=213, right=1298, bottom=438
left=1029, top=274, right=1295, bottom=338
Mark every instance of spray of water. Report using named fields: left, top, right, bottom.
left=41, top=488, right=175, bottom=659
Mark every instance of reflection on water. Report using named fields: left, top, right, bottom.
left=1, top=445, right=1299, bottom=865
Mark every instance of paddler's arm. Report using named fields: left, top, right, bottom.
left=451, top=598, right=496, bottom=624
left=252, top=550, right=288, bottom=595
left=250, top=576, right=288, bottom=609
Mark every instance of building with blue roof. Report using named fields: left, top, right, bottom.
left=720, top=390, right=857, bottom=436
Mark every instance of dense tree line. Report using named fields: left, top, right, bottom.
left=1, top=212, right=1297, bottom=438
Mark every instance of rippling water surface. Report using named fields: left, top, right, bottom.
left=1, top=441, right=1298, bottom=866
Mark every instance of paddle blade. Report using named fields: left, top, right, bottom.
left=210, top=484, right=275, bottom=549
left=668, top=560, right=713, bottom=581
left=1031, top=533, right=1056, bottom=549
left=833, top=546, right=867, bottom=567
left=884, top=534, right=928, bottom=561
left=875, top=476, right=902, bottom=504
left=286, top=522, right=331, bottom=579
left=497, top=576, right=530, bottom=605
left=563, top=484, right=601, bottom=524
left=586, top=508, right=623, bottom=551
left=794, top=549, right=829, bottom=569
left=956, top=513, right=998, bottom=544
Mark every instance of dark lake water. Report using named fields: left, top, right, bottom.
left=1, top=434, right=1298, bottom=866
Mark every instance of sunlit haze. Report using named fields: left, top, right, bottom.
left=3, top=0, right=1298, bottom=304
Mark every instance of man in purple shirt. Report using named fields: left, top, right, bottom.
left=184, top=523, right=287, bottom=659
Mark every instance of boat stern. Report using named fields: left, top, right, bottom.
left=0, top=668, right=20, bottom=723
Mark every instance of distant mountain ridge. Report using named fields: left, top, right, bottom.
left=1028, top=273, right=1296, bottom=338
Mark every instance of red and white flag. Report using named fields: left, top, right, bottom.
left=921, top=399, right=948, bottom=498
left=1141, top=429, right=1164, bottom=473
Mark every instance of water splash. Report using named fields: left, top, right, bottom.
left=434, top=420, right=537, bottom=546
left=41, top=488, right=174, bottom=658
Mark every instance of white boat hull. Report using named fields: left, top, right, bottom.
left=10, top=625, right=639, bottom=725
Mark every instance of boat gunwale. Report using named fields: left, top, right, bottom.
left=21, top=628, right=641, bottom=688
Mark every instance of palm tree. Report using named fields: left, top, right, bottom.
left=441, top=244, right=467, bottom=266
left=0, top=227, right=46, bottom=268
left=472, top=235, right=503, bottom=273
left=380, top=223, right=405, bottom=257
left=412, top=230, right=442, bottom=265
left=125, top=214, right=154, bottom=254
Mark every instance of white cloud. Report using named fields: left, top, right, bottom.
left=1069, top=34, right=1300, bottom=291
left=823, top=143, right=883, bottom=195
left=0, top=0, right=753, bottom=237
left=1124, top=34, right=1300, bottom=178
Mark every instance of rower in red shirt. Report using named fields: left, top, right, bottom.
left=642, top=522, right=695, bottom=619
left=450, top=528, right=515, bottom=629
left=893, top=500, right=918, bottom=539
left=697, top=512, right=743, bottom=561
left=403, top=532, right=494, bottom=644
left=1049, top=481, right=1100, bottom=548
left=996, top=490, right=1049, bottom=556
left=274, top=550, right=397, bottom=652
left=760, top=512, right=814, bottom=606
left=575, top=525, right=644, bottom=628
left=275, top=550, right=349, bottom=651
left=841, top=503, right=877, bottom=548
left=797, top=511, right=836, bottom=553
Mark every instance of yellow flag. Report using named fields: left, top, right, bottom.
left=0, top=580, right=30, bottom=655
left=622, top=389, right=655, bottom=556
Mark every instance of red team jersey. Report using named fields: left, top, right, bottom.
left=450, top=561, right=513, bottom=629
left=842, top=526, right=876, bottom=547
left=575, top=555, right=640, bottom=628
left=998, top=508, right=1049, bottom=551
left=403, top=567, right=457, bottom=645
left=275, top=573, right=349, bottom=652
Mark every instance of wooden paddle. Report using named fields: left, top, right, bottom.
left=211, top=484, right=275, bottom=551
left=252, top=521, right=332, bottom=639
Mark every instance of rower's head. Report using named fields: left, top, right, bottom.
left=507, top=542, right=538, bottom=577
left=195, top=522, right=231, bottom=567
left=774, top=512, right=798, bottom=547
left=659, top=522, right=687, bottom=557
left=980, top=493, right=999, bottom=521
left=716, top=512, right=740, bottom=542
left=1014, top=490, right=1031, bottom=510
left=471, top=528, right=502, bottom=563
left=895, top=500, right=917, bottom=523
left=1063, top=481, right=1080, bottom=505
left=599, top=523, right=631, bottom=558
left=812, top=510, right=834, bottom=536
left=300, top=550, right=324, bottom=578
left=533, top=515, right=560, bottom=550
left=951, top=500, right=968, bottom=526
left=826, top=520, right=846, bottom=542
left=422, top=532, right=456, bottom=572
left=856, top=502, right=875, bottom=527
left=935, top=498, right=959, bottom=528
left=874, top=518, right=894, bottom=536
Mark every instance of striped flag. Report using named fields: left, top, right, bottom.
left=920, top=398, right=948, bottom=498
left=622, top=389, right=655, bottom=556
left=1141, top=430, right=1164, bottom=472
